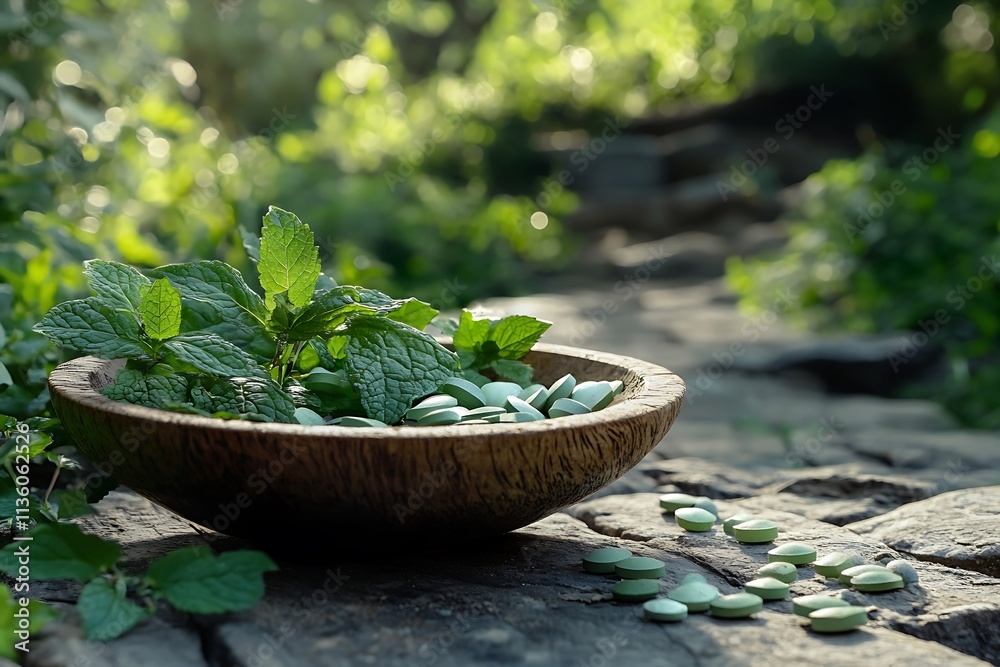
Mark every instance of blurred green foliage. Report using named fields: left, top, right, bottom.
left=1, top=0, right=999, bottom=424
left=729, top=108, right=1000, bottom=428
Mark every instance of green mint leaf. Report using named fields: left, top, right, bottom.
left=388, top=299, right=438, bottom=330
left=490, top=359, right=534, bottom=385
left=0, top=361, right=12, bottom=393
left=0, top=423, right=52, bottom=465
left=0, top=415, right=14, bottom=433
left=348, top=287, right=397, bottom=310
left=179, top=299, right=275, bottom=364
left=316, top=272, right=338, bottom=290
left=277, top=288, right=375, bottom=341
left=347, top=288, right=437, bottom=329
left=343, top=316, right=460, bottom=423
left=139, top=278, right=182, bottom=340
left=258, top=206, right=320, bottom=310
left=477, top=340, right=501, bottom=366
left=146, top=547, right=277, bottom=614
left=161, top=333, right=268, bottom=378
left=151, top=261, right=268, bottom=324
left=34, top=298, right=146, bottom=359
left=77, top=577, right=151, bottom=641
left=488, top=315, right=552, bottom=360
left=0, top=523, right=121, bottom=582
left=152, top=261, right=273, bottom=361
left=190, top=377, right=297, bottom=423
left=452, top=310, right=492, bottom=352
left=83, top=260, right=150, bottom=313
left=101, top=368, right=188, bottom=408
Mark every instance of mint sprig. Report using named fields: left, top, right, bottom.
left=145, top=547, right=278, bottom=614
left=34, top=205, right=548, bottom=424
left=0, top=523, right=276, bottom=642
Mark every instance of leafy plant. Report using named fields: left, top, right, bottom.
left=0, top=522, right=276, bottom=642
left=33, top=206, right=551, bottom=425
left=0, top=416, right=96, bottom=529
left=0, top=417, right=277, bottom=653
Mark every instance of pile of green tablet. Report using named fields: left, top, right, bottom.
left=391, top=374, right=624, bottom=426
left=573, top=494, right=922, bottom=635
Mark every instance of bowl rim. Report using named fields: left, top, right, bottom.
left=48, top=342, right=685, bottom=439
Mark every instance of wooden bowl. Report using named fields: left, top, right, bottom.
left=48, top=344, right=684, bottom=545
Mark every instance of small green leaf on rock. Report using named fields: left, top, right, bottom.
left=55, top=489, right=94, bottom=520
left=0, top=523, right=121, bottom=582
left=146, top=547, right=278, bottom=614
left=77, top=578, right=151, bottom=641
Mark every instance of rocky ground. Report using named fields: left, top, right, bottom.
left=17, top=270, right=1000, bottom=667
